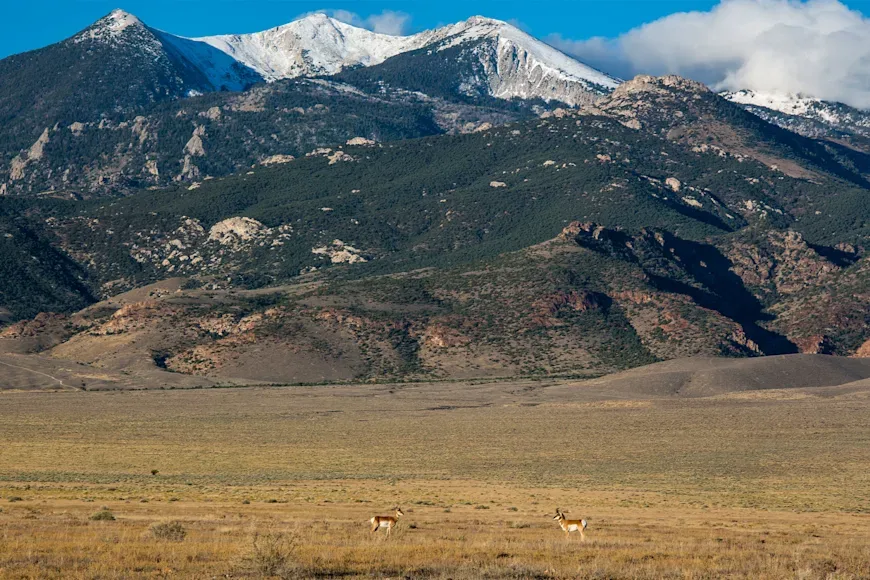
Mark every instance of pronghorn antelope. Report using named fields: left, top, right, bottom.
left=370, top=507, right=404, bottom=536
left=553, top=508, right=588, bottom=540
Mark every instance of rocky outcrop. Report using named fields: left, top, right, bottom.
left=260, top=154, right=295, bottom=165
left=727, top=230, right=839, bottom=296
left=421, top=324, right=470, bottom=348
left=578, top=75, right=716, bottom=135
left=208, top=217, right=267, bottom=245
left=305, top=147, right=355, bottom=165
left=346, top=137, right=376, bottom=146
left=795, top=335, right=836, bottom=355
left=559, top=221, right=608, bottom=241
left=184, top=125, right=206, bottom=157
left=0, top=312, right=71, bottom=339
left=311, top=240, right=367, bottom=264
left=854, top=339, right=870, bottom=358
left=9, top=128, right=51, bottom=181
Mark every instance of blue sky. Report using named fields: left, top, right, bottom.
left=2, top=0, right=727, bottom=58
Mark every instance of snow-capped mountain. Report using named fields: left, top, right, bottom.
left=7, top=9, right=617, bottom=108
left=66, top=9, right=221, bottom=97
left=723, top=89, right=870, bottom=142
left=411, top=16, right=620, bottom=104
left=195, top=13, right=418, bottom=80
left=76, top=9, right=263, bottom=93
left=413, top=16, right=619, bottom=95
left=0, top=9, right=262, bottom=156
left=193, top=13, right=619, bottom=105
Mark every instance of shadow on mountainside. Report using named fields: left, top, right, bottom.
left=572, top=225, right=798, bottom=356
left=651, top=234, right=798, bottom=355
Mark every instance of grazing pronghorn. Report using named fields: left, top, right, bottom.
left=553, top=508, right=588, bottom=540
left=370, top=507, right=404, bottom=536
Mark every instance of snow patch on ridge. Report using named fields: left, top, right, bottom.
left=723, top=88, right=870, bottom=137
left=723, top=90, right=818, bottom=118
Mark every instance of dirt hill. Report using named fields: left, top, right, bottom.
left=566, top=354, right=870, bottom=398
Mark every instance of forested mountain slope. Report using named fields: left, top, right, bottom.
left=3, top=76, right=870, bottom=382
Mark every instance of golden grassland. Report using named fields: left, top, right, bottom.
left=0, top=380, right=869, bottom=578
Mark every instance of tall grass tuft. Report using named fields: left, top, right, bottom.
left=236, top=527, right=300, bottom=579
left=149, top=520, right=186, bottom=542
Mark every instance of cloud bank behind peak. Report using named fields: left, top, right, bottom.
left=550, top=0, right=870, bottom=109
left=323, top=9, right=411, bottom=36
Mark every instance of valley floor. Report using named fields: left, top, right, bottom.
left=1, top=378, right=868, bottom=578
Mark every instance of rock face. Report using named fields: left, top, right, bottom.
left=581, top=75, right=711, bottom=131
left=855, top=339, right=870, bottom=358
left=184, top=126, right=206, bottom=157
left=346, top=137, right=376, bottom=146
left=726, top=230, right=840, bottom=296
left=9, top=128, right=51, bottom=181
left=464, top=34, right=610, bottom=106
left=260, top=154, right=295, bottom=165
left=311, top=240, right=367, bottom=264
left=0, top=312, right=70, bottom=339
left=208, top=217, right=268, bottom=246
left=558, top=221, right=802, bottom=357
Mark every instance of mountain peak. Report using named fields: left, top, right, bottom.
left=612, top=75, right=709, bottom=98
left=76, top=9, right=145, bottom=43
left=302, top=12, right=334, bottom=22
left=107, top=8, right=138, bottom=21
left=463, top=15, right=508, bottom=28
left=292, top=12, right=340, bottom=27
left=96, top=9, right=143, bottom=31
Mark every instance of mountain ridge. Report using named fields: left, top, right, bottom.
left=722, top=89, right=870, bottom=150
left=191, top=12, right=620, bottom=104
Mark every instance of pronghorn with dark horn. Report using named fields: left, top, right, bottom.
left=553, top=508, right=587, bottom=540
left=370, top=507, right=404, bottom=536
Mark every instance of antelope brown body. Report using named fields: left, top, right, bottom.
left=553, top=508, right=588, bottom=540
left=370, top=507, right=404, bottom=536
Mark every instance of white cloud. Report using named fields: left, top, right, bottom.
left=366, top=11, right=412, bottom=35
left=311, top=9, right=411, bottom=36
left=549, top=0, right=870, bottom=108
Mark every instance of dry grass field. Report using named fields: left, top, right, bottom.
left=1, top=367, right=869, bottom=578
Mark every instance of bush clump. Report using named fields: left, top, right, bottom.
left=90, top=509, right=115, bottom=521
left=150, top=520, right=187, bottom=542
left=237, top=529, right=299, bottom=578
